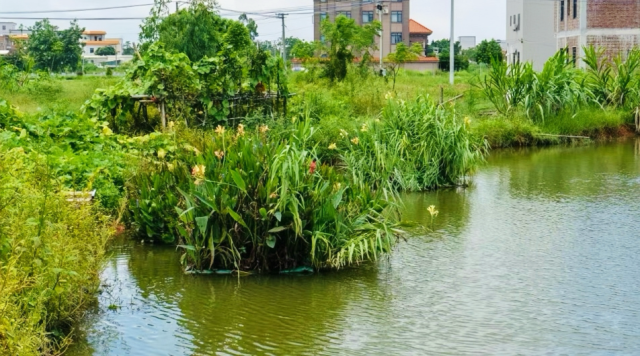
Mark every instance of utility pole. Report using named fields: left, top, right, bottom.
left=377, top=2, right=384, bottom=75
left=176, top=1, right=179, bottom=12
left=449, top=0, right=455, bottom=85
left=276, top=13, right=288, bottom=62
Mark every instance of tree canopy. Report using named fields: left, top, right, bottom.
left=139, top=0, right=253, bottom=63
left=431, top=39, right=461, bottom=56
left=475, top=39, right=504, bottom=64
left=320, top=15, right=381, bottom=81
left=95, top=46, right=116, bottom=56
left=28, top=19, right=84, bottom=72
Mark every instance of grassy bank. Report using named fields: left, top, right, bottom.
left=0, top=147, right=112, bottom=354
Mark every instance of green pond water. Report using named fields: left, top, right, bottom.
left=70, top=139, right=640, bottom=355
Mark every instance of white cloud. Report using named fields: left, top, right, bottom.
left=0, top=0, right=506, bottom=44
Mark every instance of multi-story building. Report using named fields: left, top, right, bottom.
left=556, top=0, right=640, bottom=67
left=506, top=0, right=556, bottom=71
left=80, top=30, right=123, bottom=55
left=313, top=0, right=411, bottom=59
left=0, top=22, right=17, bottom=36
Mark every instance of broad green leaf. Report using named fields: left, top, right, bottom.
left=266, top=235, right=276, bottom=248
left=268, top=226, right=288, bottom=233
left=228, top=208, right=248, bottom=229
left=274, top=211, right=282, bottom=222
left=195, top=216, right=208, bottom=237
left=231, top=169, right=246, bottom=192
left=259, top=208, right=267, bottom=219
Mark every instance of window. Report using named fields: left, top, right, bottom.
left=90, top=48, right=94, bottom=54
left=391, top=11, right=402, bottom=23
left=568, top=0, right=570, bottom=17
left=362, top=11, right=374, bottom=23
left=320, top=12, right=328, bottom=21
left=572, top=46, right=577, bottom=65
left=573, top=0, right=577, bottom=19
left=391, top=32, right=402, bottom=45
left=338, top=11, right=352, bottom=19
left=560, top=1, right=564, bottom=21
left=2, top=26, right=5, bottom=30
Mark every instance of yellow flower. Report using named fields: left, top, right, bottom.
left=191, top=164, right=206, bottom=184
left=328, top=143, right=337, bottom=150
left=259, top=125, right=269, bottom=134
left=464, top=117, right=471, bottom=126
left=167, top=163, right=175, bottom=171
left=339, top=129, right=349, bottom=138
left=102, top=126, right=113, bottom=136
left=168, top=121, right=175, bottom=129
left=351, top=137, right=359, bottom=145
left=360, top=123, right=368, bottom=132
left=427, top=205, right=439, bottom=217
left=269, top=192, right=278, bottom=199
left=214, top=150, right=225, bottom=159
left=237, top=124, right=245, bottom=137
left=215, top=125, right=226, bottom=136
left=157, top=148, right=166, bottom=159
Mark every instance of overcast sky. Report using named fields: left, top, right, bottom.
left=0, top=0, right=506, bottom=44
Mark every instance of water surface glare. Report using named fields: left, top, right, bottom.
left=70, top=140, right=640, bottom=355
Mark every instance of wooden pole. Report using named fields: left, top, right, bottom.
left=161, top=102, right=166, bottom=129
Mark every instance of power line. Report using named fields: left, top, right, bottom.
left=0, top=3, right=154, bottom=14
left=0, top=17, right=146, bottom=21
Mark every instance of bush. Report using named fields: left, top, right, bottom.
left=105, top=67, right=113, bottom=76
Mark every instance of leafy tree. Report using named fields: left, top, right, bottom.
left=238, top=14, right=258, bottom=40
left=320, top=15, right=381, bottom=81
left=291, top=40, right=320, bottom=60
left=385, top=42, right=423, bottom=90
left=140, top=0, right=251, bottom=62
left=122, top=41, right=135, bottom=55
left=438, top=52, right=470, bottom=72
left=95, top=46, right=116, bottom=56
left=475, top=39, right=504, bottom=64
left=431, top=39, right=461, bottom=56
left=28, top=19, right=84, bottom=72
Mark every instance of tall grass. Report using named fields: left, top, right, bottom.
left=341, top=96, right=488, bottom=191
left=0, top=148, right=112, bottom=354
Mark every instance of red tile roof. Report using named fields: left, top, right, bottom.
left=409, top=19, right=433, bottom=35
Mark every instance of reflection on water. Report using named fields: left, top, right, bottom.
left=70, top=140, right=640, bottom=355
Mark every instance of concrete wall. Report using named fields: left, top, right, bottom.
left=0, top=23, right=16, bottom=36
left=403, top=61, right=438, bottom=73
left=507, top=0, right=555, bottom=71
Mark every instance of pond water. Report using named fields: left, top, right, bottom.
left=70, top=140, right=640, bottom=355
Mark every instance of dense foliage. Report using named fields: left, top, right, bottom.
left=95, top=46, right=116, bottom=56
left=480, top=47, right=640, bottom=122
left=27, top=19, right=84, bottom=73
left=320, top=15, right=381, bottom=81
left=0, top=101, right=112, bottom=354
left=474, top=39, right=504, bottom=65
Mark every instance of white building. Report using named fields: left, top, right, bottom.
left=0, top=22, right=16, bottom=36
left=506, top=0, right=556, bottom=71
left=80, top=30, right=123, bottom=56
left=459, top=36, right=476, bottom=50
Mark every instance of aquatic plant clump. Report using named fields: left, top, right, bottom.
left=129, top=121, right=402, bottom=273
left=342, top=96, right=488, bottom=191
